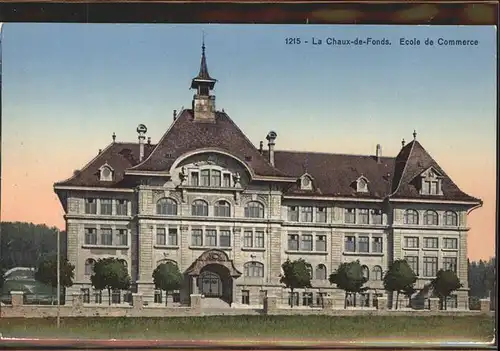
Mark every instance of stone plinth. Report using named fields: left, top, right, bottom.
left=72, top=293, right=83, bottom=309
left=10, top=291, right=24, bottom=307
left=263, top=295, right=278, bottom=314
left=377, top=297, right=388, bottom=310
left=132, top=293, right=144, bottom=310
left=429, top=297, right=440, bottom=311
left=322, top=295, right=334, bottom=309
left=479, top=298, right=491, bottom=313
left=190, top=294, right=202, bottom=311
left=167, top=294, right=174, bottom=306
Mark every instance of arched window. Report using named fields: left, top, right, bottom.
left=315, top=264, right=327, bottom=280
left=423, top=210, right=438, bottom=225
left=404, top=209, right=419, bottom=225
left=156, top=198, right=177, bottom=215
left=244, top=201, right=265, bottom=218
left=192, top=200, right=208, bottom=216
left=85, top=259, right=95, bottom=276
left=361, top=265, right=369, bottom=280
left=244, top=261, right=264, bottom=277
left=372, top=266, right=383, bottom=281
left=214, top=200, right=231, bottom=217
left=444, top=211, right=458, bottom=226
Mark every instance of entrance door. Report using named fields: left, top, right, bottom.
left=198, top=271, right=222, bottom=297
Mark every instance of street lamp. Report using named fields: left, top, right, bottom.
left=57, top=229, right=60, bottom=328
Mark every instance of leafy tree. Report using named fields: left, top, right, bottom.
left=34, top=254, right=75, bottom=304
left=431, top=269, right=462, bottom=310
left=91, top=257, right=131, bottom=305
left=329, top=260, right=368, bottom=308
left=402, top=285, right=417, bottom=308
left=280, top=258, right=312, bottom=307
left=152, top=261, right=183, bottom=305
left=383, top=259, right=417, bottom=309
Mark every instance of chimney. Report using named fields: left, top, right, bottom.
left=147, top=137, right=151, bottom=145
left=173, top=110, right=177, bottom=121
left=376, top=144, right=382, bottom=163
left=259, top=141, right=264, bottom=154
left=137, top=124, right=148, bottom=162
left=266, top=131, right=277, bottom=167
left=98, top=149, right=102, bottom=154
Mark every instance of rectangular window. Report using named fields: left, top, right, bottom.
left=443, top=238, right=458, bottom=249
left=190, top=172, right=199, bottom=186
left=345, top=209, right=356, bottom=224
left=223, top=173, right=231, bottom=187
left=316, top=207, right=327, bottom=223
left=423, top=237, right=439, bottom=249
left=219, top=230, right=231, bottom=247
left=117, top=229, right=128, bottom=246
left=154, top=290, right=163, bottom=304
left=100, top=199, right=112, bottom=215
left=94, top=291, right=102, bottom=304
left=300, top=234, right=313, bottom=251
left=372, top=237, right=383, bottom=253
left=372, top=209, right=383, bottom=224
left=243, top=231, right=253, bottom=248
left=430, top=181, right=439, bottom=195
left=156, top=228, right=166, bottom=246
left=201, top=170, right=210, bottom=186
left=85, top=198, right=97, bottom=214
left=255, top=231, right=265, bottom=248
left=446, top=295, right=458, bottom=309
left=288, top=206, right=299, bottom=222
left=344, top=236, right=356, bottom=252
left=100, top=228, right=113, bottom=246
left=423, top=256, right=438, bottom=277
left=111, top=289, right=121, bottom=304
left=358, top=209, right=369, bottom=224
left=358, top=236, right=369, bottom=253
left=301, top=207, right=313, bottom=222
left=287, top=234, right=299, bottom=251
left=316, top=292, right=326, bottom=307
left=404, top=256, right=419, bottom=275
left=302, top=292, right=313, bottom=306
left=288, top=292, right=299, bottom=306
left=84, top=228, right=97, bottom=245
left=241, top=290, right=250, bottom=305
left=81, top=288, right=90, bottom=304
left=206, top=229, right=217, bottom=246
left=116, top=199, right=128, bottom=216
left=211, top=170, right=221, bottom=187
left=168, top=228, right=178, bottom=246
left=443, top=257, right=457, bottom=272
left=316, top=235, right=327, bottom=252
left=404, top=236, right=419, bottom=248
left=191, top=229, right=203, bottom=246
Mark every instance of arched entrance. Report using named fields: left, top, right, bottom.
left=186, top=249, right=242, bottom=304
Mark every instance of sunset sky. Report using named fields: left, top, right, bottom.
left=1, top=23, right=496, bottom=261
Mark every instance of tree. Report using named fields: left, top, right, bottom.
left=91, top=257, right=131, bottom=305
left=34, top=254, right=75, bottom=304
left=329, top=260, right=368, bottom=308
left=152, top=261, right=183, bottom=306
left=431, top=269, right=462, bottom=310
left=383, top=259, right=417, bottom=309
left=402, top=285, right=417, bottom=308
left=279, top=258, right=312, bottom=307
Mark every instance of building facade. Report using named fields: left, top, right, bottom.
left=54, top=44, right=482, bottom=309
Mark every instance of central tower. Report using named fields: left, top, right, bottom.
left=191, top=39, right=217, bottom=122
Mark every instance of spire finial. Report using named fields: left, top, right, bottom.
left=202, top=31, right=206, bottom=54
left=413, top=130, right=417, bottom=140
left=402, top=138, right=405, bottom=148
left=112, top=132, right=116, bottom=143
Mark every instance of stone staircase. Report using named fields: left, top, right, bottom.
left=201, top=297, right=231, bottom=309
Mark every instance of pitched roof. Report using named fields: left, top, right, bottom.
left=269, top=150, right=394, bottom=198
left=129, top=109, right=286, bottom=177
left=54, top=142, right=156, bottom=188
left=389, top=140, right=480, bottom=202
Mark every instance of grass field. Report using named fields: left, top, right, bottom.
left=0, top=315, right=495, bottom=342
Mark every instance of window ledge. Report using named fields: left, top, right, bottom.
left=189, top=246, right=232, bottom=251
left=343, top=252, right=384, bottom=257
left=402, top=247, right=419, bottom=251
left=241, top=248, right=266, bottom=252
left=181, top=185, right=243, bottom=192
left=441, top=248, right=458, bottom=252
left=154, top=245, right=180, bottom=250
left=285, top=250, right=328, bottom=255
left=82, top=245, right=129, bottom=249
left=422, top=248, right=439, bottom=252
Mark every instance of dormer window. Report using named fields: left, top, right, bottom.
left=188, top=167, right=232, bottom=188
left=356, top=176, right=369, bottom=193
left=419, top=167, right=443, bottom=195
left=99, top=164, right=114, bottom=182
left=300, top=174, right=313, bottom=190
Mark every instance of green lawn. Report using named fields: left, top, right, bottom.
left=0, top=315, right=495, bottom=342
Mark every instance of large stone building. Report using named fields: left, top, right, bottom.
left=54, top=44, right=482, bottom=309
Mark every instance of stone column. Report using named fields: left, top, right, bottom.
left=10, top=291, right=24, bottom=307
left=132, top=293, right=144, bottom=311
left=190, top=294, right=202, bottom=314
left=377, top=296, right=388, bottom=311
left=480, top=298, right=491, bottom=313
left=264, top=295, right=278, bottom=314
left=429, top=297, right=440, bottom=311
left=191, top=276, right=200, bottom=294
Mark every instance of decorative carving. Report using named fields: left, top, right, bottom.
left=233, top=172, right=241, bottom=188
left=181, top=189, right=187, bottom=203
left=179, top=166, right=188, bottom=184
left=180, top=225, right=189, bottom=231
left=234, top=191, right=240, bottom=204
left=153, top=190, right=165, bottom=199
left=233, top=227, right=242, bottom=233
left=206, top=251, right=225, bottom=262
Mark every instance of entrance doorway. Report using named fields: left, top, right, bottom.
left=198, top=271, right=222, bottom=297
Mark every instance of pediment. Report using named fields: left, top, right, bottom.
left=352, top=175, right=369, bottom=193
left=299, top=173, right=314, bottom=190
left=419, top=166, right=443, bottom=179
left=98, top=163, right=114, bottom=182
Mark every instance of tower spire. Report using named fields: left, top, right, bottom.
left=191, top=35, right=217, bottom=122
